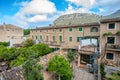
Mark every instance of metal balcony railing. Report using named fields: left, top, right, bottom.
left=107, top=44, right=120, bottom=51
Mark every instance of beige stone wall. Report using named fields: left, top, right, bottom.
left=100, top=22, right=120, bottom=63
left=30, top=25, right=100, bottom=49
left=0, top=24, right=23, bottom=44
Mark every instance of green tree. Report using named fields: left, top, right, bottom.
left=24, top=29, right=30, bottom=35
left=67, top=51, right=76, bottom=62
left=23, top=52, right=43, bottom=80
left=31, top=44, right=51, bottom=57
left=0, top=42, right=9, bottom=46
left=24, top=39, right=34, bottom=47
left=48, top=55, right=72, bottom=80
left=100, top=63, right=106, bottom=79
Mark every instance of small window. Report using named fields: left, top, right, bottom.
left=40, top=30, right=42, bottom=32
left=78, top=27, right=83, bottom=32
left=36, top=36, right=38, bottom=39
left=91, top=27, right=98, bottom=32
left=77, top=37, right=81, bottom=42
left=69, top=37, right=72, bottom=42
left=52, top=36, right=55, bottom=41
left=59, top=29, right=62, bottom=32
left=46, top=36, right=48, bottom=42
left=40, top=35, right=42, bottom=40
left=59, top=36, right=62, bottom=42
left=32, top=36, right=34, bottom=39
left=53, top=29, right=54, bottom=32
left=108, top=23, right=115, bottom=29
left=69, top=28, right=72, bottom=32
left=106, top=53, right=114, bottom=60
left=107, top=37, right=115, bottom=44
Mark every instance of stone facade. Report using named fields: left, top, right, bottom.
left=0, top=24, right=23, bottom=45
left=30, top=11, right=120, bottom=66
left=100, top=21, right=120, bottom=66
left=30, top=25, right=100, bottom=49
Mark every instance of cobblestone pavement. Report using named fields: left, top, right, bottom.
left=72, top=67, right=93, bottom=80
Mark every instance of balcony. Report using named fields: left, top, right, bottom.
left=107, top=44, right=120, bottom=51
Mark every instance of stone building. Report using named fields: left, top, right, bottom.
left=0, top=23, right=23, bottom=45
left=30, top=13, right=100, bottom=49
left=100, top=10, right=120, bottom=66
left=30, top=10, right=120, bottom=67
left=30, top=13, right=101, bottom=66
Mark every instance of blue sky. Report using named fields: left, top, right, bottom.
left=0, top=0, right=120, bottom=29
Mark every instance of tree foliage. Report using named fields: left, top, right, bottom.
left=24, top=39, right=34, bottom=47
left=48, top=55, right=73, bottom=80
left=0, top=43, right=51, bottom=67
left=0, top=42, right=9, bottom=46
left=23, top=53, right=43, bottom=80
left=67, top=50, right=76, bottom=62
left=100, top=63, right=106, bottom=78
left=24, top=29, right=30, bottom=35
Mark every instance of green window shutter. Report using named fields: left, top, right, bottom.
left=36, top=36, right=38, bottom=39
left=77, top=37, right=80, bottom=42
left=69, top=28, right=72, bottom=32
left=32, top=35, right=34, bottom=39
left=52, top=36, right=55, bottom=41
left=69, top=37, right=72, bottom=42
left=79, top=27, right=82, bottom=32
left=40, top=35, right=42, bottom=40
left=90, top=27, right=93, bottom=32
left=91, top=27, right=98, bottom=32
left=46, top=36, right=48, bottom=42
left=59, top=36, right=62, bottom=42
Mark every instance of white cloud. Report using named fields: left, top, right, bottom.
left=28, top=15, right=48, bottom=22
left=21, top=0, right=56, bottom=15
left=99, top=8, right=105, bottom=13
left=62, top=4, right=90, bottom=14
left=66, top=0, right=95, bottom=8
left=11, top=0, right=57, bottom=28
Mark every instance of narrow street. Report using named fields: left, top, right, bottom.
left=73, top=66, right=93, bottom=80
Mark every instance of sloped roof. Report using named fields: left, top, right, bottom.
left=0, top=66, right=24, bottom=80
left=52, top=13, right=101, bottom=26
left=104, top=10, right=120, bottom=19
left=101, top=10, right=120, bottom=22
left=0, top=24, right=23, bottom=29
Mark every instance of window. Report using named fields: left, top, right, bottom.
left=59, top=29, right=62, bottom=32
left=90, top=27, right=98, bottom=32
left=77, top=37, right=81, bottom=42
left=36, top=36, right=38, bottom=39
left=59, top=36, right=62, bottom=42
left=46, top=36, right=48, bottom=42
left=53, top=29, right=54, bottom=32
left=78, top=27, right=83, bottom=32
left=106, top=53, right=114, bottom=60
left=69, top=27, right=72, bottom=32
left=40, top=35, right=42, bottom=40
left=46, top=30, right=48, bottom=32
left=107, top=37, right=115, bottom=44
left=52, top=36, right=55, bottom=41
left=69, top=37, right=72, bottom=42
left=108, top=23, right=115, bottom=29
left=32, top=36, right=34, bottom=39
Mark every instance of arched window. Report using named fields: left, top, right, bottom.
left=90, top=27, right=98, bottom=32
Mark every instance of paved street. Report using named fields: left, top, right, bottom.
left=73, top=67, right=93, bottom=80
